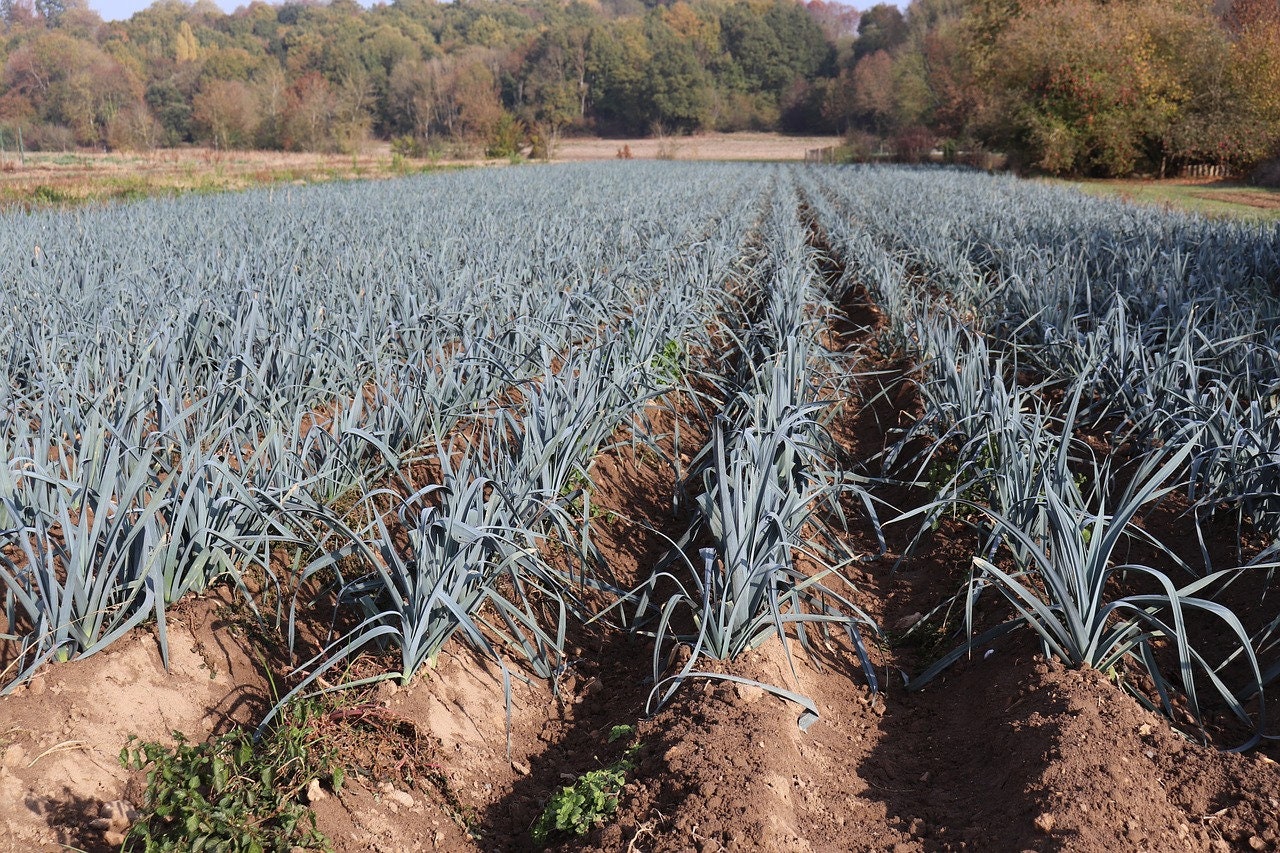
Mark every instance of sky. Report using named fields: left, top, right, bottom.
left=90, top=0, right=373, bottom=22
left=93, top=0, right=228, bottom=21
left=89, top=0, right=872, bottom=25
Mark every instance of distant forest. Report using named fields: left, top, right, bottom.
left=0, top=0, right=1277, bottom=176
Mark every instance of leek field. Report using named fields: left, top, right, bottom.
left=3, top=163, right=1280, bottom=851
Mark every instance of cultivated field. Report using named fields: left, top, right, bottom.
left=2, top=163, right=1280, bottom=852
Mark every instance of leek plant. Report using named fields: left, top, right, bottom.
left=0, top=163, right=769, bottom=691
left=908, top=419, right=1267, bottom=745
left=641, top=189, right=882, bottom=726
left=806, top=165, right=1280, bottom=745
left=646, top=415, right=879, bottom=727
left=1, top=429, right=168, bottom=688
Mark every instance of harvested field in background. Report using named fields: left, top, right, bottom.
left=0, top=133, right=842, bottom=209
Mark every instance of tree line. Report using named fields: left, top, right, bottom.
left=0, top=0, right=1276, bottom=176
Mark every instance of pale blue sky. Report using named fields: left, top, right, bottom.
left=90, top=0, right=375, bottom=22
left=91, top=0, right=226, bottom=21
left=90, top=0, right=867, bottom=24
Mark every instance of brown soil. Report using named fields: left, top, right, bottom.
left=4, top=243, right=1280, bottom=853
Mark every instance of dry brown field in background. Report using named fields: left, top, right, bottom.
left=554, top=132, right=843, bottom=161
left=0, top=133, right=844, bottom=208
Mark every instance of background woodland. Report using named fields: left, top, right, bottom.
left=0, top=0, right=1277, bottom=176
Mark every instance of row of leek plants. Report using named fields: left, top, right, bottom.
left=0, top=164, right=769, bottom=692
left=637, top=176, right=881, bottom=730
left=804, top=165, right=1280, bottom=543
left=256, top=199, right=766, bottom=737
left=803, top=164, right=1280, bottom=746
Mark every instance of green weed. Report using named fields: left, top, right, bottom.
left=30, top=185, right=72, bottom=205
left=531, top=735, right=641, bottom=844
left=651, top=339, right=685, bottom=384
left=120, top=699, right=344, bottom=853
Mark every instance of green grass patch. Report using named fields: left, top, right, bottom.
left=1059, top=179, right=1280, bottom=221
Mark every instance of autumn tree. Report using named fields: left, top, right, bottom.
left=1222, top=0, right=1280, bottom=166
left=986, top=0, right=1251, bottom=175
left=852, top=4, right=906, bottom=62
left=175, top=20, right=198, bottom=62
left=3, top=30, right=144, bottom=146
left=0, top=0, right=40, bottom=30
left=585, top=18, right=651, bottom=134
left=644, top=13, right=712, bottom=131
left=451, top=53, right=503, bottom=143
left=192, top=78, right=257, bottom=148
left=145, top=69, right=199, bottom=145
left=521, top=28, right=587, bottom=154
left=107, top=101, right=162, bottom=150
left=253, top=66, right=289, bottom=149
left=522, top=25, right=590, bottom=121
left=277, top=71, right=369, bottom=152
left=804, top=0, right=859, bottom=42
left=850, top=49, right=894, bottom=134
left=388, top=56, right=439, bottom=145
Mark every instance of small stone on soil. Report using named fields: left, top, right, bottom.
left=1, top=745, right=25, bottom=768
left=384, top=788, right=415, bottom=809
left=97, top=799, right=138, bottom=831
left=306, top=779, right=327, bottom=803
left=893, top=612, right=924, bottom=632
left=1033, top=813, right=1055, bottom=834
